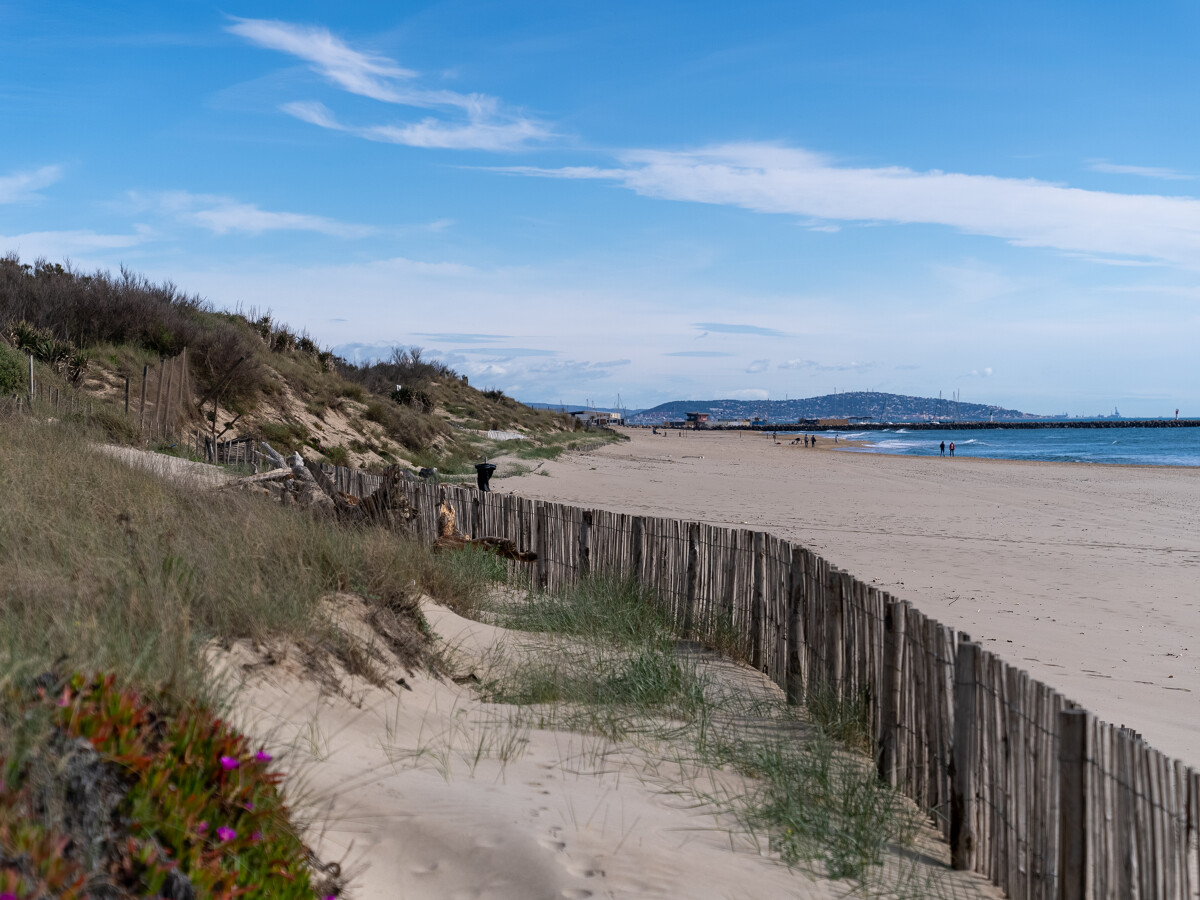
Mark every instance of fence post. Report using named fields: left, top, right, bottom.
left=751, top=531, right=765, bottom=670
left=1059, top=709, right=1089, bottom=900
left=683, top=521, right=700, bottom=635
left=138, top=364, right=148, bottom=434
left=786, top=546, right=805, bottom=705
left=27, top=354, right=33, bottom=400
left=879, top=598, right=907, bottom=786
left=579, top=510, right=592, bottom=578
left=952, top=640, right=981, bottom=870
left=533, top=503, right=548, bottom=590
left=631, top=516, right=644, bottom=585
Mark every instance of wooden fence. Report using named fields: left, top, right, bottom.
left=319, top=468, right=1198, bottom=900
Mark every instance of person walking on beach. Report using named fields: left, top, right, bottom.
left=811, top=435, right=817, bottom=448
left=949, top=441, right=955, bottom=457
left=940, top=441, right=945, bottom=457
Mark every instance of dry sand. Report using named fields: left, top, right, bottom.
left=222, top=596, right=1001, bottom=900
left=504, top=428, right=1200, bottom=765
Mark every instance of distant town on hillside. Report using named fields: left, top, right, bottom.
left=531, top=392, right=1046, bottom=425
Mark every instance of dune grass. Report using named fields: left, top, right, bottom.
left=0, top=409, right=513, bottom=896
left=474, top=572, right=928, bottom=892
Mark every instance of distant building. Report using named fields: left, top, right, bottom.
left=685, top=412, right=710, bottom=429
left=570, top=410, right=623, bottom=426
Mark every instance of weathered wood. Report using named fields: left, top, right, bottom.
left=750, top=530, right=765, bottom=670
left=952, top=640, right=981, bottom=871
left=1059, top=709, right=1088, bottom=900
left=579, top=509, right=592, bottom=577
left=879, top=598, right=906, bottom=786
left=683, top=520, right=699, bottom=635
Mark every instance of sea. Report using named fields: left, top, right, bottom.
left=782, top=426, right=1200, bottom=467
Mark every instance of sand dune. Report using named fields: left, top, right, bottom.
left=223, top=596, right=1001, bottom=900
left=506, top=428, right=1200, bottom=765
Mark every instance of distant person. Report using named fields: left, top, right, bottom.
left=940, top=441, right=945, bottom=457
left=811, top=435, right=817, bottom=448
left=949, top=441, right=955, bottom=457
left=803, top=435, right=809, bottom=448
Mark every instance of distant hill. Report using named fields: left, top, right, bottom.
left=631, top=391, right=1040, bottom=424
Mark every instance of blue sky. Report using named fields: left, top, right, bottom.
left=4, top=2, right=1200, bottom=414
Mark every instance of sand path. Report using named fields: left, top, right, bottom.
left=224, top=596, right=1001, bottom=900
left=504, top=429, right=1200, bottom=764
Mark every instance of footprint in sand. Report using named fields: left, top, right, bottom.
left=538, top=838, right=567, bottom=852
left=566, top=865, right=601, bottom=878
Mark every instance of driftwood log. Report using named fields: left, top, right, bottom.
left=432, top=501, right=537, bottom=562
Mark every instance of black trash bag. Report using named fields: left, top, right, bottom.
left=475, top=462, right=497, bottom=492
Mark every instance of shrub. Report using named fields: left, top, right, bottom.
left=322, top=444, right=350, bottom=467
left=0, top=342, right=23, bottom=395
left=0, top=255, right=266, bottom=402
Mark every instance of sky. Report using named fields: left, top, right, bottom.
left=3, top=2, right=1200, bottom=415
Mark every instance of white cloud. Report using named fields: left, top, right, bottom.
left=505, top=143, right=1200, bottom=269
left=1087, top=160, right=1193, bottom=181
left=778, top=358, right=875, bottom=374
left=0, top=228, right=150, bottom=260
left=0, top=165, right=63, bottom=203
left=745, top=358, right=769, bottom=373
left=230, top=18, right=551, bottom=151
left=727, top=388, right=768, bottom=400
left=225, top=18, right=419, bottom=105
left=144, top=191, right=373, bottom=237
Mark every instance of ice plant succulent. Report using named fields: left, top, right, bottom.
left=29, top=672, right=336, bottom=899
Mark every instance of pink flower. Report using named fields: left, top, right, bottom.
left=255, top=750, right=273, bottom=762
left=197, top=821, right=209, bottom=834
left=219, top=755, right=240, bottom=770
left=244, top=801, right=254, bottom=811
left=251, top=831, right=262, bottom=843
left=2, top=893, right=18, bottom=900
left=216, top=826, right=237, bottom=842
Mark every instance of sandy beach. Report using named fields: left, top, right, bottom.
left=506, top=428, right=1200, bottom=765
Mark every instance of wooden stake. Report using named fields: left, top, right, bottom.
left=138, top=364, right=148, bottom=433
left=1059, top=708, right=1089, bottom=900
left=952, top=640, right=981, bottom=870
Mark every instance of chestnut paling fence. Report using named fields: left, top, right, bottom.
left=329, top=465, right=1197, bottom=900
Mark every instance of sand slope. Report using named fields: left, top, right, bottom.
left=506, top=429, right=1200, bottom=765
left=221, top=596, right=1001, bottom=900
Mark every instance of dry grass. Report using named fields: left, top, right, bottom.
left=0, top=413, right=492, bottom=703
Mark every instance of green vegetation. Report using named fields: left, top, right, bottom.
left=474, top=573, right=925, bottom=891
left=0, top=254, right=579, bottom=475
left=0, top=411, right=505, bottom=896
left=0, top=341, right=23, bottom=395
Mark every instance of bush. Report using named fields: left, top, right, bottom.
left=0, top=255, right=266, bottom=402
left=0, top=341, right=23, bottom=395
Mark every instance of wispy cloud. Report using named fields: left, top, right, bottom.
left=0, top=166, right=63, bottom=203
left=727, top=388, right=768, bottom=400
left=745, top=359, right=770, bottom=373
left=0, top=228, right=151, bottom=259
left=450, top=347, right=558, bottom=357
left=143, top=191, right=373, bottom=237
left=228, top=18, right=551, bottom=151
left=1087, top=160, right=1193, bottom=181
left=413, top=332, right=509, bottom=343
left=694, top=321, right=786, bottom=337
left=505, top=144, right=1200, bottom=269
left=282, top=101, right=549, bottom=152
left=779, top=358, right=874, bottom=372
